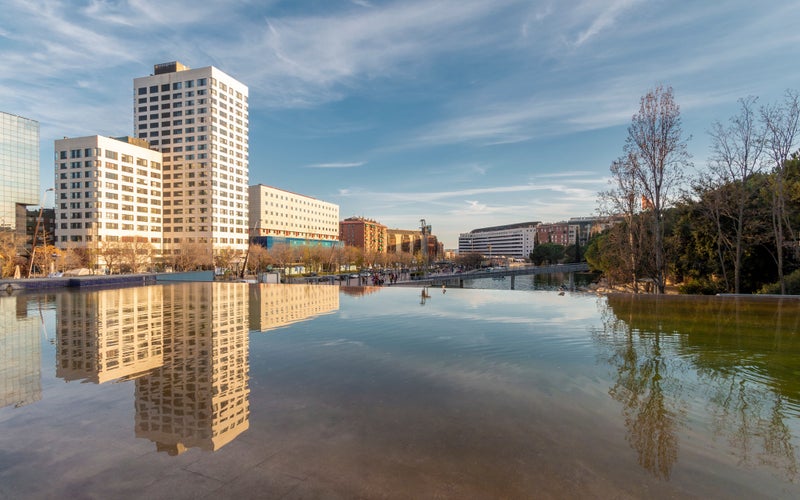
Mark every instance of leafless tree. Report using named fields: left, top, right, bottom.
left=119, top=238, right=154, bottom=273
left=98, top=241, right=123, bottom=274
left=624, top=85, right=692, bottom=293
left=0, top=231, right=26, bottom=278
left=706, top=96, right=766, bottom=293
left=761, top=90, right=800, bottom=294
left=172, top=242, right=213, bottom=271
left=245, top=244, right=271, bottom=274
left=269, top=243, right=297, bottom=275
left=600, top=154, right=646, bottom=292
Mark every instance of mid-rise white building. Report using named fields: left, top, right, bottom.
left=54, top=135, right=163, bottom=270
left=133, top=61, right=249, bottom=260
left=248, top=184, right=340, bottom=249
left=458, top=222, right=539, bottom=259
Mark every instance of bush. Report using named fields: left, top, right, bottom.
left=758, top=269, right=800, bottom=295
left=678, top=278, right=721, bottom=295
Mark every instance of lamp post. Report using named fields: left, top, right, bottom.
left=28, top=188, right=54, bottom=278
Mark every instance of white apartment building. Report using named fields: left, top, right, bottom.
left=248, top=184, right=340, bottom=249
left=458, top=222, right=539, bottom=259
left=134, top=61, right=249, bottom=259
left=54, top=135, right=163, bottom=269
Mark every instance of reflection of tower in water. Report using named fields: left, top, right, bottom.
left=135, top=283, right=250, bottom=455
left=0, top=295, right=42, bottom=409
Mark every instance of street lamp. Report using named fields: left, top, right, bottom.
left=28, top=188, right=54, bottom=278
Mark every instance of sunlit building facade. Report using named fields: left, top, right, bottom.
left=0, top=111, right=39, bottom=233
left=249, top=184, right=340, bottom=249
left=339, top=216, right=387, bottom=254
left=134, top=62, right=249, bottom=261
left=53, top=135, right=163, bottom=271
left=458, top=221, right=539, bottom=258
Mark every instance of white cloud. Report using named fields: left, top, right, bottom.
left=573, top=0, right=642, bottom=47
left=306, top=161, right=365, bottom=169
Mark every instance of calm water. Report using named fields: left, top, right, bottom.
left=1, top=283, right=799, bottom=499
left=462, top=271, right=596, bottom=291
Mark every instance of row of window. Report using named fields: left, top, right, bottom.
left=137, top=79, right=208, bottom=95
left=57, top=149, right=160, bottom=169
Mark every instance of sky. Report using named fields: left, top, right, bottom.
left=1, top=0, right=799, bottom=248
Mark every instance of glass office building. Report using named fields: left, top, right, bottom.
left=0, top=111, right=40, bottom=232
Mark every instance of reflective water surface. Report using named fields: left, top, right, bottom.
left=1, top=284, right=800, bottom=498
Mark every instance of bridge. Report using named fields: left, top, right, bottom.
left=398, top=262, right=591, bottom=290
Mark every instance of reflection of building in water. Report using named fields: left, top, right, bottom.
left=135, top=283, right=250, bottom=455
left=339, top=286, right=382, bottom=298
left=249, top=284, right=339, bottom=332
left=55, top=287, right=164, bottom=383
left=0, top=296, right=42, bottom=409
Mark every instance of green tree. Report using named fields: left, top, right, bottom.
left=530, top=243, right=565, bottom=265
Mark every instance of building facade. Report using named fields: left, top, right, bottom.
left=248, top=184, right=340, bottom=249
left=386, top=228, right=443, bottom=260
left=53, top=135, right=163, bottom=271
left=0, top=111, right=39, bottom=233
left=458, top=221, right=539, bottom=259
left=339, top=217, right=387, bottom=254
left=133, top=62, right=249, bottom=260
left=536, top=217, right=606, bottom=247
left=535, top=221, right=572, bottom=246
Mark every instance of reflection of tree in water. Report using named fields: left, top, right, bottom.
left=596, top=294, right=800, bottom=482
left=705, top=371, right=798, bottom=480
left=596, top=299, right=683, bottom=479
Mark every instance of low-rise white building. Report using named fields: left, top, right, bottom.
left=54, top=135, right=163, bottom=270
left=248, top=184, right=340, bottom=249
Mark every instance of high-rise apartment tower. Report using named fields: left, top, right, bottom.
left=133, top=62, right=249, bottom=261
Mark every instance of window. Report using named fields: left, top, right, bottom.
left=138, top=87, right=147, bottom=95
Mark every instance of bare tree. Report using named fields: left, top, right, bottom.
left=600, top=155, right=646, bottom=292
left=0, top=231, right=26, bottom=278
left=706, top=96, right=766, bottom=293
left=346, top=245, right=363, bottom=271
left=98, top=240, right=123, bottom=274
left=245, top=244, right=271, bottom=274
left=172, top=241, right=213, bottom=271
left=624, top=85, right=692, bottom=293
left=269, top=243, right=297, bottom=276
left=119, top=238, right=154, bottom=273
left=761, top=90, right=800, bottom=294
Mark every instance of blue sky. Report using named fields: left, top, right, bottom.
left=1, top=0, right=799, bottom=247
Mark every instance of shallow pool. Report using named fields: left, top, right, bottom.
left=1, top=283, right=799, bottom=498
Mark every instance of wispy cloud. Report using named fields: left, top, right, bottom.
left=573, top=0, right=642, bottom=47
left=306, top=161, right=365, bottom=169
